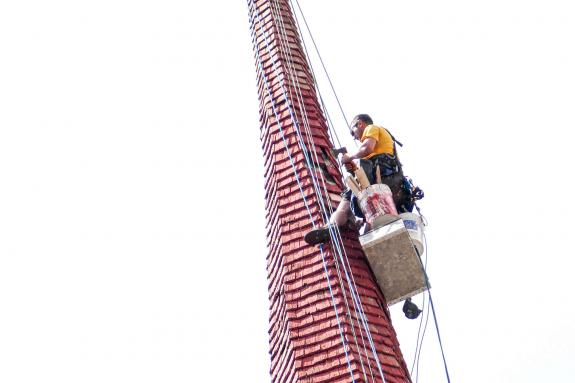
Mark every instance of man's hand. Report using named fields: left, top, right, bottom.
left=340, top=153, right=353, bottom=164
left=339, top=153, right=357, bottom=172
left=344, top=162, right=357, bottom=172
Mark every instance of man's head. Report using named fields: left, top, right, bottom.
left=350, top=114, right=373, bottom=140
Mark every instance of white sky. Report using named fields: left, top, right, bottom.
left=1, top=1, right=574, bottom=382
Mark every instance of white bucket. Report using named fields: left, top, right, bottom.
left=399, top=212, right=424, bottom=255
left=358, top=184, right=398, bottom=225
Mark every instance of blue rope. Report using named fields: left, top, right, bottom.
left=428, top=294, right=450, bottom=383
left=287, top=0, right=343, bottom=149
left=292, top=0, right=349, bottom=128
left=415, top=235, right=451, bottom=383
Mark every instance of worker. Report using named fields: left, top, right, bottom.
left=304, top=114, right=409, bottom=245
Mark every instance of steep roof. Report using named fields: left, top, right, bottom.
left=248, top=0, right=413, bottom=381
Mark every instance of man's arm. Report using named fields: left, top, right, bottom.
left=340, top=137, right=376, bottom=164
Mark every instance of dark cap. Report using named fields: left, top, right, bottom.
left=352, top=114, right=373, bottom=126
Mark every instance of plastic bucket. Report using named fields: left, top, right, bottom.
left=358, top=184, right=398, bottom=225
left=399, top=212, right=424, bottom=255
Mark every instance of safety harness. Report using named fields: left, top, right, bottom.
left=366, top=128, right=424, bottom=212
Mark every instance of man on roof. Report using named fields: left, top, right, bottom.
left=304, top=114, right=410, bottom=245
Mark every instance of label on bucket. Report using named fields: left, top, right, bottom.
left=403, top=220, right=418, bottom=230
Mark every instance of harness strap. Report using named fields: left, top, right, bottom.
left=382, top=127, right=403, bottom=170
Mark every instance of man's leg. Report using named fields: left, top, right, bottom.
left=304, top=192, right=354, bottom=245
left=329, top=199, right=351, bottom=226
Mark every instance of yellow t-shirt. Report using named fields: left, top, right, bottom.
left=361, top=124, right=394, bottom=159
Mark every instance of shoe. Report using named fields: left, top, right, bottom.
left=304, top=225, right=334, bottom=245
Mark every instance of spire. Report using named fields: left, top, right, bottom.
left=247, top=1, right=413, bottom=381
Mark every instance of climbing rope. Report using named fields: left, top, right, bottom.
left=410, top=210, right=428, bottom=375
left=415, top=294, right=431, bottom=383
left=411, top=231, right=430, bottom=380
left=287, top=0, right=343, bottom=149
left=292, top=0, right=349, bottom=128
left=412, top=232, right=452, bottom=383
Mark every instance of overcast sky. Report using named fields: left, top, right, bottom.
left=1, top=1, right=574, bottom=382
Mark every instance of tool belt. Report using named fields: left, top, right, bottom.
left=369, top=154, right=401, bottom=173
left=370, top=153, right=400, bottom=175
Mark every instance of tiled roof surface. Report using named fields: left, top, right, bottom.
left=248, top=1, right=412, bottom=381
